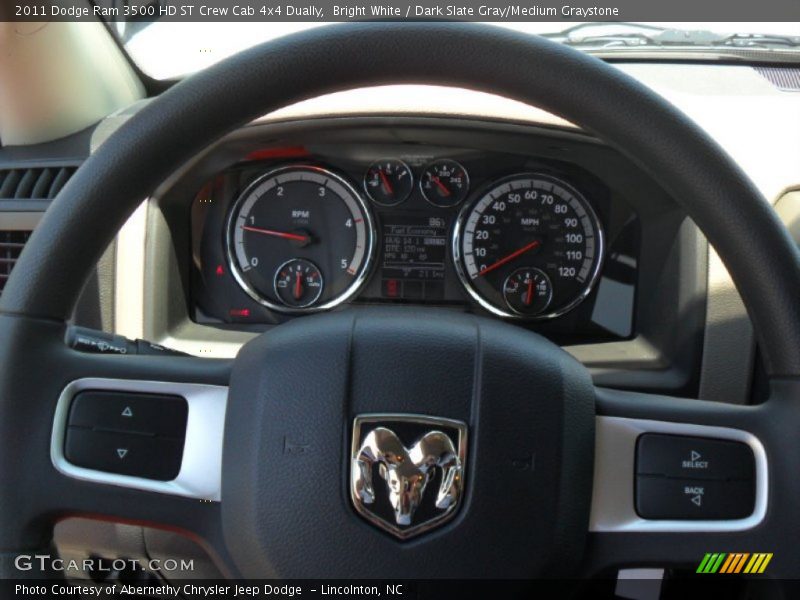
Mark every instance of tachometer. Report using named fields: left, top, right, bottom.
left=453, top=173, right=603, bottom=319
left=227, top=165, right=375, bottom=313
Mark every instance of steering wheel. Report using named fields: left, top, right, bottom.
left=3, top=22, right=800, bottom=581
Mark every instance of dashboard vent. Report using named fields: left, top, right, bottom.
left=0, top=231, right=31, bottom=295
left=754, top=67, right=800, bottom=91
left=0, top=166, right=77, bottom=200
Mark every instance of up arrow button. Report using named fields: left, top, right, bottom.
left=67, top=391, right=189, bottom=438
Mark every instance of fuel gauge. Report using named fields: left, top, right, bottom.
left=274, top=258, right=324, bottom=308
left=364, top=159, right=413, bottom=206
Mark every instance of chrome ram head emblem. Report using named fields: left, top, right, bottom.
left=350, top=415, right=467, bottom=539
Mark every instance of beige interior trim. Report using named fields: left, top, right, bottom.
left=0, top=21, right=144, bottom=145
left=114, top=202, right=147, bottom=340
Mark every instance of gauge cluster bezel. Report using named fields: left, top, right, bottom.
left=195, top=146, right=632, bottom=339
left=221, top=158, right=610, bottom=321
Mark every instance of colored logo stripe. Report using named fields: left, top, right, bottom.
left=720, top=553, right=749, bottom=573
left=744, top=553, right=774, bottom=574
left=697, top=553, right=773, bottom=574
left=697, top=553, right=726, bottom=573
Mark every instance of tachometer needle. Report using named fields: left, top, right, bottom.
left=477, top=240, right=541, bottom=277
left=242, top=225, right=309, bottom=243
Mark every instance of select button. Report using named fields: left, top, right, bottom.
left=636, top=433, right=755, bottom=481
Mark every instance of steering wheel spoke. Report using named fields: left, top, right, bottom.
left=0, top=315, right=231, bottom=570
left=585, top=384, right=800, bottom=578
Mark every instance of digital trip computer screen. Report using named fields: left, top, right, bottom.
left=379, top=214, right=448, bottom=301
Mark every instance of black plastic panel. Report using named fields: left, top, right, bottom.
left=190, top=136, right=640, bottom=346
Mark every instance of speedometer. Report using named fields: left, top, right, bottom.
left=227, top=165, right=375, bottom=313
left=453, top=173, right=604, bottom=319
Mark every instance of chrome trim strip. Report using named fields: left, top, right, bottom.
left=0, top=211, right=43, bottom=230
left=51, top=378, right=228, bottom=501
left=590, top=416, right=768, bottom=532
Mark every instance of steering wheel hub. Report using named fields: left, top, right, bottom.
left=222, top=308, right=595, bottom=577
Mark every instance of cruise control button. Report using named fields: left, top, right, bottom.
left=635, top=476, right=755, bottom=520
left=64, top=428, right=184, bottom=481
left=636, top=434, right=754, bottom=481
left=68, top=391, right=188, bottom=438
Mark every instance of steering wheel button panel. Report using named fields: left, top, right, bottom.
left=64, top=428, right=184, bottom=481
left=635, top=477, right=755, bottom=521
left=52, top=379, right=228, bottom=500
left=636, top=433, right=755, bottom=481
left=67, top=390, right=188, bottom=438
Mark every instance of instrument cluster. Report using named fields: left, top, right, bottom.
left=191, top=144, right=639, bottom=343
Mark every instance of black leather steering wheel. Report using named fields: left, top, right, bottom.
left=2, top=22, right=800, bottom=580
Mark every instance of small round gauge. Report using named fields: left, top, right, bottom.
left=453, top=173, right=604, bottom=320
left=274, top=259, right=324, bottom=308
left=420, top=159, right=469, bottom=207
left=227, top=165, right=375, bottom=313
left=503, top=268, right=552, bottom=316
left=364, top=159, right=413, bottom=206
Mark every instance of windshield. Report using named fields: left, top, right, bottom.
left=120, top=22, right=800, bottom=80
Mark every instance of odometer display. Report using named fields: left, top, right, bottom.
left=454, top=174, right=604, bottom=319
left=227, top=165, right=374, bottom=313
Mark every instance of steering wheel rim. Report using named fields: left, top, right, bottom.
left=2, top=22, right=800, bottom=582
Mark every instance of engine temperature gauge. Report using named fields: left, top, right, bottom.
left=274, top=259, right=324, bottom=308
left=503, top=268, right=553, bottom=316
left=420, top=159, right=469, bottom=207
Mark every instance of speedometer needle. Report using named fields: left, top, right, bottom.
left=477, top=240, right=541, bottom=277
left=242, top=225, right=309, bottom=243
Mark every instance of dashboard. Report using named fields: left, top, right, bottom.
left=130, top=113, right=705, bottom=394
left=190, top=132, right=641, bottom=345
left=5, top=64, right=796, bottom=407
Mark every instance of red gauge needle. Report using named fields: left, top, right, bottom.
left=293, top=270, right=303, bottom=300
left=432, top=176, right=451, bottom=197
left=525, top=278, right=534, bottom=306
left=241, top=225, right=309, bottom=243
left=477, top=240, right=541, bottom=277
left=378, top=170, right=394, bottom=195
